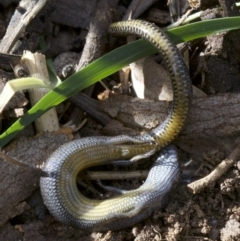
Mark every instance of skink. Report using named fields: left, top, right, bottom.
left=40, top=19, right=192, bottom=231
left=41, top=142, right=179, bottom=231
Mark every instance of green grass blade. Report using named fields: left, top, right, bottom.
left=167, top=17, right=240, bottom=43
left=1, top=17, right=240, bottom=147
left=0, top=40, right=157, bottom=146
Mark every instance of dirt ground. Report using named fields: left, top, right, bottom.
left=0, top=0, right=240, bottom=241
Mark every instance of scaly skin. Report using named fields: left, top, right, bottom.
left=40, top=20, right=192, bottom=231
left=109, top=20, right=192, bottom=145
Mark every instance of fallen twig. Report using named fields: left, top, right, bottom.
left=0, top=0, right=47, bottom=53
left=187, top=138, right=240, bottom=194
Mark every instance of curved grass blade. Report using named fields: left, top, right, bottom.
left=1, top=17, right=240, bottom=147
left=167, top=17, right=240, bottom=43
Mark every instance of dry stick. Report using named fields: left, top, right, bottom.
left=99, top=92, right=240, bottom=141
left=22, top=51, right=60, bottom=132
left=77, top=0, right=119, bottom=71
left=0, top=150, right=41, bottom=173
left=70, top=92, right=111, bottom=126
left=188, top=138, right=240, bottom=194
left=69, top=0, right=119, bottom=126
left=79, top=170, right=149, bottom=180
left=0, top=53, right=21, bottom=70
left=0, top=148, right=149, bottom=180
left=166, top=8, right=194, bottom=29
left=0, top=0, right=47, bottom=53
